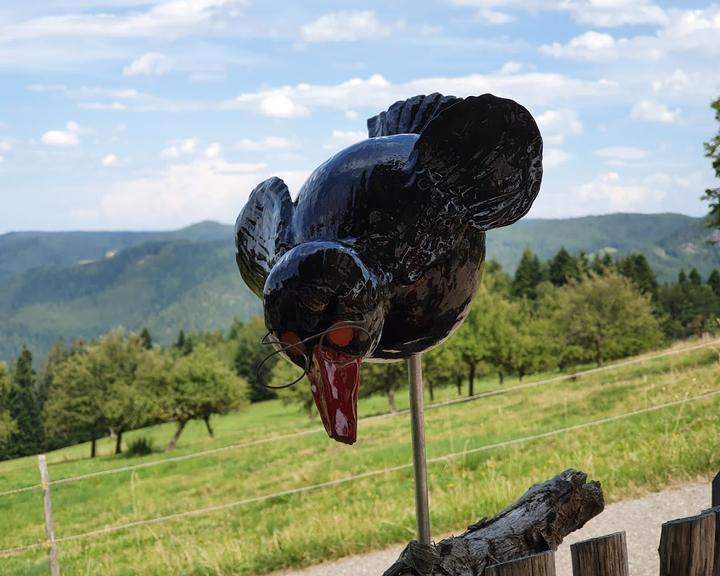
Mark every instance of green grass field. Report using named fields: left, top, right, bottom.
left=1, top=339, right=719, bottom=575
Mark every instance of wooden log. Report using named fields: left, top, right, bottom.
left=659, top=511, right=716, bottom=576
left=383, top=469, right=604, bottom=576
left=486, top=551, right=556, bottom=576
left=570, top=532, right=628, bottom=576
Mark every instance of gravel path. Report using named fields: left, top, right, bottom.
left=271, top=480, right=712, bottom=576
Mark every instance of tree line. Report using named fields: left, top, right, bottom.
left=1, top=249, right=719, bottom=461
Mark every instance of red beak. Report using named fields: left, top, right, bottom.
left=308, top=345, right=362, bottom=445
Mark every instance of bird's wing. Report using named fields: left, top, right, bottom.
left=408, top=94, right=543, bottom=232
left=367, top=93, right=462, bottom=137
left=382, top=94, right=542, bottom=283
left=235, top=177, right=295, bottom=298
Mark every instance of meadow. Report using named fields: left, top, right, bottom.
left=1, top=338, right=719, bottom=575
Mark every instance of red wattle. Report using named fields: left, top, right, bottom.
left=308, top=346, right=362, bottom=445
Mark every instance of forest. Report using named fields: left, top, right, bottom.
left=2, top=247, right=719, bottom=462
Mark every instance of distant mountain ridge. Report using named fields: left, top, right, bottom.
left=1, top=213, right=718, bottom=362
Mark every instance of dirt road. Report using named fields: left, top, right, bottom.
left=272, top=480, right=712, bottom=576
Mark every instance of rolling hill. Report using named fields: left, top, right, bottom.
left=0, top=213, right=718, bottom=362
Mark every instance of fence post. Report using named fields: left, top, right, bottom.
left=38, top=455, right=60, bottom=576
left=713, top=471, right=719, bottom=508
left=570, top=532, right=629, bottom=576
left=485, top=550, right=556, bottom=576
left=659, top=511, right=715, bottom=576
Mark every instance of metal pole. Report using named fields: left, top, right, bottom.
left=38, top=455, right=60, bottom=576
left=408, top=353, right=431, bottom=545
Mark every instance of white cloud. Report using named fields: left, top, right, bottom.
left=41, top=121, right=81, bottom=147
left=0, top=0, right=248, bottom=42
left=594, top=147, right=649, bottom=161
left=543, top=148, right=571, bottom=169
left=541, top=6, right=720, bottom=62
left=161, top=138, right=200, bottom=158
left=204, top=142, right=222, bottom=159
left=535, top=109, right=582, bottom=146
left=324, top=130, right=367, bottom=152
left=300, top=11, right=391, bottom=43
left=631, top=99, right=679, bottom=123
left=479, top=9, right=514, bottom=24
left=28, top=83, right=200, bottom=112
left=225, top=72, right=614, bottom=117
left=541, top=31, right=617, bottom=61
left=259, top=93, right=309, bottom=118
left=235, top=136, right=296, bottom=151
left=123, top=52, right=174, bottom=76
left=344, top=110, right=359, bottom=120
left=577, top=172, right=664, bottom=211
left=451, top=0, right=666, bottom=27
left=0, top=138, right=12, bottom=152
left=102, top=153, right=120, bottom=167
left=499, top=61, right=522, bottom=75
left=98, top=158, right=309, bottom=228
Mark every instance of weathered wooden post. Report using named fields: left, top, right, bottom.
left=713, top=471, right=719, bottom=508
left=38, top=455, right=60, bottom=576
left=570, top=532, right=629, bottom=576
left=659, top=511, right=716, bottom=576
left=486, top=551, right=556, bottom=576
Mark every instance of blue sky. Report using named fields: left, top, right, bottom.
left=0, top=0, right=718, bottom=233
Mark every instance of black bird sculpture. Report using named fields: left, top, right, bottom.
left=235, top=93, right=543, bottom=445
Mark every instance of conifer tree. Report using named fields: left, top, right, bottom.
left=8, top=348, right=44, bottom=457
left=708, top=269, right=720, bottom=297
left=511, top=249, right=545, bottom=300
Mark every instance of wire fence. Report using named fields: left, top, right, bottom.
left=1, top=337, right=717, bottom=500
left=1, top=386, right=719, bottom=560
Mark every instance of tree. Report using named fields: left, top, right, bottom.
left=96, top=330, right=156, bottom=454
left=708, top=269, right=720, bottom=297
left=511, top=249, right=545, bottom=300
left=507, top=303, right=558, bottom=381
left=175, top=329, right=193, bottom=356
left=274, top=362, right=315, bottom=418
left=551, top=272, right=663, bottom=367
left=425, top=343, right=465, bottom=398
left=44, top=330, right=155, bottom=456
left=702, top=96, right=720, bottom=227
left=44, top=349, right=108, bottom=457
left=159, top=344, right=247, bottom=450
left=658, top=280, right=719, bottom=339
left=548, top=247, right=581, bottom=287
left=361, top=362, right=406, bottom=413
left=0, top=363, right=17, bottom=453
left=616, top=253, right=658, bottom=300
left=7, top=348, right=44, bottom=458
left=140, top=328, right=153, bottom=350
left=234, top=317, right=277, bottom=402
left=454, top=292, right=492, bottom=396
left=689, top=268, right=703, bottom=286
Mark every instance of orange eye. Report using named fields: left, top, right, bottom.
left=327, top=324, right=354, bottom=348
left=280, top=332, right=306, bottom=356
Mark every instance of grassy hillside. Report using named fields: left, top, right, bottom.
left=1, top=213, right=719, bottom=362
left=0, top=221, right=229, bottom=282
left=0, top=340, right=718, bottom=575
left=0, top=238, right=260, bottom=361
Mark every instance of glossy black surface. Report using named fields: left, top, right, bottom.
left=235, top=92, right=543, bottom=360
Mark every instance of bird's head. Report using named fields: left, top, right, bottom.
left=263, top=241, right=387, bottom=444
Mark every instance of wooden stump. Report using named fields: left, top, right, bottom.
left=570, top=532, right=629, bottom=576
left=486, top=551, right=555, bottom=576
left=383, top=469, right=604, bottom=576
left=659, top=511, right=716, bottom=576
